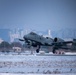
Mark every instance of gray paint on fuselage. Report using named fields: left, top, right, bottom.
left=23, top=32, right=53, bottom=45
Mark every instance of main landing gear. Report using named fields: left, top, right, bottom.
left=52, top=47, right=65, bottom=54
left=36, top=45, right=40, bottom=53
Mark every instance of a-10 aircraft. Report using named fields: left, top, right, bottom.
left=19, top=32, right=74, bottom=54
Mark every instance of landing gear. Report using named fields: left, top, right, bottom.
left=36, top=45, right=40, bottom=53
left=52, top=47, right=57, bottom=54
left=52, top=47, right=65, bottom=54
left=36, top=49, right=39, bottom=53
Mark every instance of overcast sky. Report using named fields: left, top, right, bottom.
left=0, top=0, right=76, bottom=31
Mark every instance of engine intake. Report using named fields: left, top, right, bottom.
left=54, top=37, right=64, bottom=42
left=54, top=37, right=57, bottom=42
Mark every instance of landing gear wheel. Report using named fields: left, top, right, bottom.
left=52, top=47, right=56, bottom=54
left=36, top=45, right=40, bottom=53
left=36, top=49, right=39, bottom=53
left=55, top=50, right=65, bottom=54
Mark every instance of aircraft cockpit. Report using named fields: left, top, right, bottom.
left=29, top=32, right=37, bottom=35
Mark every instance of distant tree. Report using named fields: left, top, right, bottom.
left=11, top=42, right=22, bottom=48
left=23, top=43, right=28, bottom=48
left=0, top=41, right=11, bottom=52
left=0, top=41, right=11, bottom=48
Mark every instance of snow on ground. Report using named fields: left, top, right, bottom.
left=65, top=52, right=76, bottom=55
left=0, top=73, right=76, bottom=75
left=0, top=53, right=76, bottom=74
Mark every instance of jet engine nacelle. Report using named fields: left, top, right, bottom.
left=52, top=38, right=65, bottom=54
left=54, top=37, right=64, bottom=42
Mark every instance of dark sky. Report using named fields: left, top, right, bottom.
left=0, top=0, right=76, bottom=31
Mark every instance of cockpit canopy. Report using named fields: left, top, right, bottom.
left=29, top=32, right=37, bottom=35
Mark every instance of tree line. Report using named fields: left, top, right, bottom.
left=0, top=41, right=25, bottom=52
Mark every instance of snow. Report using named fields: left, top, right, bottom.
left=0, top=73, right=76, bottom=75
left=0, top=53, right=76, bottom=74
left=65, top=52, right=76, bottom=55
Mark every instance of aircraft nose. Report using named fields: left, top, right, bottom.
left=23, top=35, right=28, bottom=40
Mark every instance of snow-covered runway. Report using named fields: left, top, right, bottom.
left=0, top=54, right=76, bottom=74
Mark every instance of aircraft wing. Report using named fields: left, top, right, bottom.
left=58, top=46, right=71, bottom=49
left=19, top=39, right=25, bottom=41
left=60, top=41, right=73, bottom=44
left=52, top=41, right=73, bottom=45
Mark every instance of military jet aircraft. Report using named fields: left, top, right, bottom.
left=19, top=32, right=73, bottom=54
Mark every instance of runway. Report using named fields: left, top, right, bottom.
left=0, top=53, right=76, bottom=74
